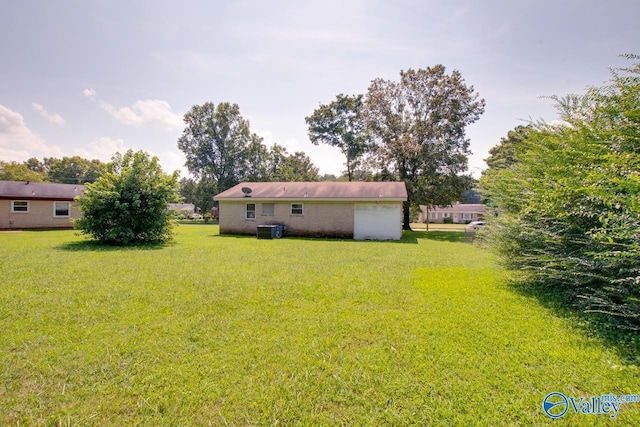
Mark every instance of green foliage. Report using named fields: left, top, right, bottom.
left=1, top=156, right=106, bottom=184
left=44, top=156, right=106, bottom=184
left=74, top=150, right=180, bottom=245
left=177, top=102, right=321, bottom=191
left=481, top=57, right=640, bottom=330
left=1, top=227, right=639, bottom=424
left=305, top=94, right=371, bottom=181
left=0, top=161, right=45, bottom=182
left=364, top=65, right=485, bottom=229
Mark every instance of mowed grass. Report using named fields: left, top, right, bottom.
left=1, top=225, right=639, bottom=425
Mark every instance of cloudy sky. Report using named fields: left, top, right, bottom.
left=1, top=0, right=638, bottom=178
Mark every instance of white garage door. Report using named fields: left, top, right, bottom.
left=353, top=203, right=402, bottom=240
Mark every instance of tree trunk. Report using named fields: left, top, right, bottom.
left=403, top=200, right=412, bottom=231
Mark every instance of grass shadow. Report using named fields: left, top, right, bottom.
left=509, top=280, right=640, bottom=365
left=405, top=230, right=466, bottom=243
left=56, top=238, right=173, bottom=252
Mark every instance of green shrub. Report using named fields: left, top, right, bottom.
left=481, top=57, right=640, bottom=330
left=75, top=150, right=180, bottom=245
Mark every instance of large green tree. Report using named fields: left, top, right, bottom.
left=177, top=102, right=261, bottom=193
left=480, top=56, right=640, bottom=329
left=364, top=65, right=485, bottom=229
left=305, top=94, right=370, bottom=181
left=75, top=150, right=180, bottom=245
left=44, top=156, right=106, bottom=184
left=0, top=161, right=45, bottom=182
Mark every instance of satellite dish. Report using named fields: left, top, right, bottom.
left=241, top=187, right=252, bottom=197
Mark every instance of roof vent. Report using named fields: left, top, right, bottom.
left=241, top=187, right=252, bottom=197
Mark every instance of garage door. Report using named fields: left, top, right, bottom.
left=353, top=203, right=402, bottom=240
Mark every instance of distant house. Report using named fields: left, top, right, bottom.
left=418, top=203, right=485, bottom=224
left=214, top=181, right=408, bottom=240
left=0, top=180, right=84, bottom=229
left=167, top=203, right=196, bottom=218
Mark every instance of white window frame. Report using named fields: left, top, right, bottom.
left=261, top=203, right=274, bottom=216
left=11, top=200, right=29, bottom=213
left=442, top=212, right=450, bottom=218
left=245, top=203, right=256, bottom=220
left=291, top=203, right=303, bottom=215
left=428, top=212, right=438, bottom=220
left=462, top=213, right=473, bottom=220
left=53, top=201, right=71, bottom=218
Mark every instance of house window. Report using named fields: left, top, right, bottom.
left=442, top=212, right=450, bottom=218
left=291, top=203, right=303, bottom=215
left=262, top=203, right=274, bottom=216
left=11, top=201, right=29, bottom=213
left=429, top=212, right=438, bottom=220
left=54, top=202, right=70, bottom=217
left=245, top=203, right=256, bottom=219
left=462, top=213, right=474, bottom=220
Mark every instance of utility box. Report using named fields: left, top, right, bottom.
left=257, top=225, right=284, bottom=239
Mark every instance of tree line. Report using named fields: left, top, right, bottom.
left=0, top=156, right=107, bottom=184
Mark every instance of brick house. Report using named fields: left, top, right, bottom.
left=214, top=181, right=407, bottom=240
left=0, top=180, right=84, bottom=229
left=418, top=203, right=485, bottom=224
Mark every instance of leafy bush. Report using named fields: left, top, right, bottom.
left=75, top=150, right=180, bottom=245
left=481, top=57, right=640, bottom=330
left=443, top=217, right=453, bottom=224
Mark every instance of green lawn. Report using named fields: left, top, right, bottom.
left=1, top=225, right=638, bottom=425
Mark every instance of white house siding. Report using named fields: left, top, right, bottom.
left=353, top=203, right=402, bottom=240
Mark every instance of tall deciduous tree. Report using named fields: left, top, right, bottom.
left=305, top=94, right=370, bottom=181
left=364, top=65, right=485, bottom=229
left=75, top=150, right=180, bottom=245
left=177, top=102, right=260, bottom=192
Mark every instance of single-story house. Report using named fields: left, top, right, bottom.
left=167, top=203, right=196, bottom=218
left=214, top=181, right=408, bottom=240
left=0, top=180, right=84, bottom=229
left=418, top=202, right=485, bottom=224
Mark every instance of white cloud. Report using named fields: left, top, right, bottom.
left=32, top=103, right=65, bottom=125
left=83, top=88, right=97, bottom=98
left=73, top=136, right=127, bottom=162
left=0, top=104, right=63, bottom=161
left=99, top=99, right=183, bottom=131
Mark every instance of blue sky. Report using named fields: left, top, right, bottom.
left=1, top=0, right=638, bottom=178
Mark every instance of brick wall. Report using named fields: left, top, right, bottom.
left=0, top=200, right=81, bottom=229
left=219, top=201, right=355, bottom=238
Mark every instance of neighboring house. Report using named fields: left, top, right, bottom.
left=418, top=203, right=485, bottom=224
left=167, top=203, right=196, bottom=218
left=214, top=181, right=408, bottom=240
left=0, top=180, right=84, bottom=229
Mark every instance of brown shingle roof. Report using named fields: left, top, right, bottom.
left=0, top=180, right=84, bottom=200
left=215, top=181, right=407, bottom=201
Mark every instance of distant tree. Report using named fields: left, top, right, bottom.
left=177, top=102, right=261, bottom=193
left=364, top=65, right=485, bottom=229
left=318, top=173, right=338, bottom=181
left=483, top=125, right=532, bottom=172
left=75, top=150, right=180, bottom=245
left=0, top=161, right=45, bottom=182
left=25, top=157, right=46, bottom=174
left=305, top=94, right=371, bottom=181
left=44, top=156, right=106, bottom=184
left=269, top=149, right=320, bottom=181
